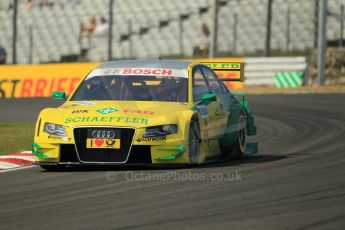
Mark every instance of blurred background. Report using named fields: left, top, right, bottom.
left=0, top=0, right=344, bottom=98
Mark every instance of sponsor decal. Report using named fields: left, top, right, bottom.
left=64, top=116, right=148, bottom=125
left=72, top=109, right=88, bottom=114
left=60, top=101, right=95, bottom=109
left=47, top=135, right=70, bottom=141
left=67, top=107, right=155, bottom=115
left=203, top=62, right=241, bottom=70
left=136, top=136, right=166, bottom=142
left=86, top=138, right=120, bottom=149
left=123, top=109, right=155, bottom=115
left=86, top=68, right=188, bottom=79
left=96, top=108, right=119, bottom=115
left=86, top=129, right=121, bottom=149
left=122, top=68, right=172, bottom=76
left=90, top=130, right=116, bottom=138
left=0, top=77, right=81, bottom=98
left=60, top=104, right=79, bottom=109
left=0, top=62, right=100, bottom=98
left=106, top=139, right=116, bottom=146
left=103, top=68, right=121, bottom=75
left=78, top=101, right=96, bottom=106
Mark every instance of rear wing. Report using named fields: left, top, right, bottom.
left=201, top=61, right=244, bottom=82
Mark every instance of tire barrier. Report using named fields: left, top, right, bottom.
left=244, top=57, right=307, bottom=87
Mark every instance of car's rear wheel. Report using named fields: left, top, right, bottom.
left=220, top=112, right=247, bottom=160
left=40, top=165, right=65, bottom=171
left=188, top=120, right=200, bottom=165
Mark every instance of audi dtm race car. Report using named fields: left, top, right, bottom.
left=32, top=60, right=257, bottom=170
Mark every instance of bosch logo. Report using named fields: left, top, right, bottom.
left=91, top=130, right=116, bottom=138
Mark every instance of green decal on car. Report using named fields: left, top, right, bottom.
left=96, top=108, right=119, bottom=115
left=32, top=150, right=50, bottom=159
left=156, top=145, right=185, bottom=160
left=32, top=142, right=42, bottom=148
left=31, top=143, right=54, bottom=159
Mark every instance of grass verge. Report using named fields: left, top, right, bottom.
left=0, top=122, right=35, bottom=155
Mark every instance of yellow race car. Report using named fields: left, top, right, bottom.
left=32, top=60, right=257, bottom=170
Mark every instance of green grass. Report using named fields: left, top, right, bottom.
left=0, top=122, right=35, bottom=155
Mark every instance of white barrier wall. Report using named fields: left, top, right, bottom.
left=244, top=57, right=307, bottom=87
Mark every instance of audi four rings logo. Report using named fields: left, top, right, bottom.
left=91, top=130, right=116, bottom=138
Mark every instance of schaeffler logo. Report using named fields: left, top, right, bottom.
left=96, top=108, right=119, bottom=115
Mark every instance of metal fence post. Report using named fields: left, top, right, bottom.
left=179, top=16, right=183, bottom=56
left=129, top=20, right=133, bottom=58
left=340, top=5, right=344, bottom=47
left=29, top=25, right=33, bottom=64
left=286, top=6, right=290, bottom=51
left=108, top=0, right=114, bottom=61
left=264, top=0, right=272, bottom=57
left=314, top=0, right=319, bottom=49
left=317, top=0, right=327, bottom=86
left=209, top=0, right=218, bottom=58
left=233, top=13, right=237, bottom=54
left=12, top=0, right=18, bottom=64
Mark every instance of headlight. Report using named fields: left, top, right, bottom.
left=143, top=124, right=178, bottom=137
left=43, top=122, right=66, bottom=137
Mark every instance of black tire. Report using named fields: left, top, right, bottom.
left=188, top=120, right=200, bottom=165
left=220, top=112, right=247, bottom=160
left=40, top=165, right=65, bottom=171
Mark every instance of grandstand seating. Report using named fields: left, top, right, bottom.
left=0, top=0, right=344, bottom=64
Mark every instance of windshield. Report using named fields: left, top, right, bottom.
left=71, top=75, right=188, bottom=102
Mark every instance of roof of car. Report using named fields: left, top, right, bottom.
left=97, top=60, right=194, bottom=70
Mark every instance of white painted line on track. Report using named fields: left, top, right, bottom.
left=0, top=161, right=21, bottom=169
left=0, top=155, right=35, bottom=161
left=0, top=165, right=36, bottom=174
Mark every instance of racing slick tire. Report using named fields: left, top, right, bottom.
left=220, top=112, right=247, bottom=160
left=40, top=165, right=65, bottom=171
left=188, top=119, right=201, bottom=165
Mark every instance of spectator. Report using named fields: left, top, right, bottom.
left=25, top=0, right=33, bottom=9
left=193, top=23, right=210, bottom=56
left=79, top=17, right=97, bottom=59
left=79, top=17, right=109, bottom=60
left=39, top=0, right=53, bottom=8
left=80, top=17, right=97, bottom=37
left=0, top=46, right=7, bottom=65
left=92, top=17, right=109, bottom=37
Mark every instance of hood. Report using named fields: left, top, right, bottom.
left=41, top=100, right=192, bottom=128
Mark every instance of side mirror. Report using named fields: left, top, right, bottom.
left=52, top=91, right=66, bottom=100
left=202, top=93, right=217, bottom=101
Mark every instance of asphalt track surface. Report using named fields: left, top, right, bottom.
left=0, top=94, right=345, bottom=230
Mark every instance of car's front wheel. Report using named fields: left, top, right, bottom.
left=188, top=120, right=200, bottom=165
